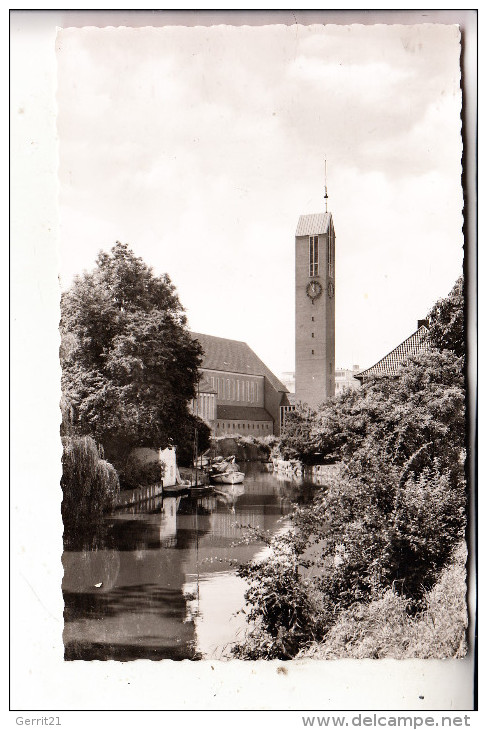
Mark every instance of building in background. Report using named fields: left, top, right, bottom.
left=294, top=209, right=336, bottom=410
left=335, top=365, right=361, bottom=395
left=355, top=321, right=429, bottom=384
left=191, top=332, right=289, bottom=436
left=280, top=371, right=296, bottom=394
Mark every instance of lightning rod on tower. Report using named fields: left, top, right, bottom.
left=324, top=158, right=329, bottom=213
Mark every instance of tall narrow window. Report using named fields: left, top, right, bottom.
left=328, top=229, right=334, bottom=278
left=309, top=235, right=319, bottom=276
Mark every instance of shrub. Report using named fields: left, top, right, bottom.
left=300, top=542, right=467, bottom=660
left=120, top=458, right=163, bottom=489
left=232, top=528, right=328, bottom=659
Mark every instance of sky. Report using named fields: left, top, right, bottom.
left=56, top=22, right=464, bottom=377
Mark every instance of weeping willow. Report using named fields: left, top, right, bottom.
left=61, top=436, right=120, bottom=524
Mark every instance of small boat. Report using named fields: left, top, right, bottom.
left=210, top=470, right=245, bottom=485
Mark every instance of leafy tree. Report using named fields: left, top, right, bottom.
left=279, top=406, right=320, bottom=464
left=60, top=242, right=209, bottom=467
left=427, top=275, right=464, bottom=357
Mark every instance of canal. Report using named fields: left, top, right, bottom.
left=62, top=463, right=315, bottom=661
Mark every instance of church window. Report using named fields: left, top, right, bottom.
left=309, top=235, right=319, bottom=276
left=311, top=316, right=314, bottom=322
left=311, top=332, right=314, bottom=338
left=311, top=349, right=314, bottom=355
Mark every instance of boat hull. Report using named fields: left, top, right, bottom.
left=210, top=471, right=245, bottom=485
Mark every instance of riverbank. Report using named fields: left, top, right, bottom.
left=272, top=458, right=339, bottom=483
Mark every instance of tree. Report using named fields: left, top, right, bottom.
left=60, top=242, right=209, bottom=467
left=61, top=436, right=119, bottom=527
left=279, top=406, right=320, bottom=464
left=427, top=275, right=464, bottom=357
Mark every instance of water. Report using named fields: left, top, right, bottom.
left=62, top=463, right=314, bottom=661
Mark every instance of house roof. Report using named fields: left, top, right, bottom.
left=296, top=212, right=331, bottom=237
left=355, top=325, right=429, bottom=381
left=192, top=332, right=288, bottom=393
left=216, top=405, right=273, bottom=422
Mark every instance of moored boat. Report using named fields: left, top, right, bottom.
left=210, top=470, right=245, bottom=485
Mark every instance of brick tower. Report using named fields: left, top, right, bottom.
left=294, top=207, right=335, bottom=410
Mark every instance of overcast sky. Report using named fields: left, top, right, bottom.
left=57, top=23, right=463, bottom=376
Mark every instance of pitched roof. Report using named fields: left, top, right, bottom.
left=355, top=325, right=429, bottom=381
left=217, top=405, right=273, bottom=422
left=192, top=332, right=288, bottom=393
left=296, top=212, right=331, bottom=237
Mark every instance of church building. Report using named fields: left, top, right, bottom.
left=191, top=332, right=290, bottom=436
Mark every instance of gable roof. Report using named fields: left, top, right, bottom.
left=296, top=212, right=331, bottom=237
left=192, top=332, right=288, bottom=393
left=355, top=325, right=429, bottom=381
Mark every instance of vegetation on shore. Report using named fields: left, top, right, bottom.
left=233, top=277, right=467, bottom=660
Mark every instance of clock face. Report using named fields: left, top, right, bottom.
left=328, top=281, right=335, bottom=298
left=306, top=280, right=323, bottom=300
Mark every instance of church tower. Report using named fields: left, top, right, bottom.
left=295, top=184, right=335, bottom=410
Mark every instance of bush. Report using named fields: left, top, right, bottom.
left=232, top=528, right=328, bottom=659
left=300, top=542, right=467, bottom=660
left=120, top=458, right=163, bottom=490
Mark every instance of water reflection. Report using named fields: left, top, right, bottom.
left=62, top=463, right=316, bottom=661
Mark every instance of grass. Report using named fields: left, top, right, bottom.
left=299, top=541, right=468, bottom=660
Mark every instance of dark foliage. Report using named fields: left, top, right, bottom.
left=427, top=276, right=464, bottom=357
